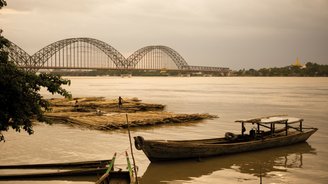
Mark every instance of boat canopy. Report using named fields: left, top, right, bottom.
left=235, top=116, right=303, bottom=125
left=235, top=116, right=305, bottom=136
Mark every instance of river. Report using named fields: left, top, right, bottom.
left=1, top=77, right=327, bottom=184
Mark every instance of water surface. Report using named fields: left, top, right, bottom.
left=1, top=77, right=327, bottom=184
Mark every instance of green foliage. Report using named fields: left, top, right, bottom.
left=0, top=0, right=6, bottom=9
left=0, top=35, right=71, bottom=142
left=234, top=63, right=328, bottom=77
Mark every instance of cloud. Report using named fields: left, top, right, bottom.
left=2, top=0, right=328, bottom=69
left=8, top=0, right=102, bottom=13
left=0, top=8, right=28, bottom=15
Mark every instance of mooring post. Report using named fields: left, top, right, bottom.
left=285, top=120, right=288, bottom=136
left=260, top=164, right=263, bottom=184
left=126, top=114, right=139, bottom=184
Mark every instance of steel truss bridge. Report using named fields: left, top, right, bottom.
left=4, top=37, right=230, bottom=74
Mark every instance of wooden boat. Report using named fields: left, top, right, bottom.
left=95, top=152, right=136, bottom=184
left=0, top=167, right=109, bottom=180
left=0, top=158, right=113, bottom=180
left=0, top=159, right=110, bottom=169
left=134, top=116, right=318, bottom=162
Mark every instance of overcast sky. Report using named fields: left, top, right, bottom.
left=1, top=0, right=327, bottom=69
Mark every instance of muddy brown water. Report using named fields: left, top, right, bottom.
left=1, top=77, right=327, bottom=184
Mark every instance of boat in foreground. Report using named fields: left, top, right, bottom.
left=134, top=116, right=318, bottom=162
left=0, top=168, right=109, bottom=180
left=0, top=159, right=110, bottom=169
left=0, top=152, right=137, bottom=183
left=0, top=159, right=111, bottom=180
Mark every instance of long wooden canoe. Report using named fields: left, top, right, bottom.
left=134, top=116, right=318, bottom=162
left=0, top=159, right=110, bottom=169
left=0, top=167, right=109, bottom=180
left=0, top=159, right=112, bottom=180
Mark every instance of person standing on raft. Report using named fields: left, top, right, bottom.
left=118, top=96, right=123, bottom=109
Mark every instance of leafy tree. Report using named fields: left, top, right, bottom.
left=0, top=0, right=6, bottom=8
left=0, top=1, right=72, bottom=141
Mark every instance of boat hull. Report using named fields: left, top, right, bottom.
left=0, top=168, right=108, bottom=180
left=0, top=159, right=110, bottom=169
left=96, top=171, right=132, bottom=184
left=135, top=128, right=317, bottom=162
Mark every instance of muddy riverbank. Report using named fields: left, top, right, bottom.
left=44, top=97, right=217, bottom=130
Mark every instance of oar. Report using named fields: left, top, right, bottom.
left=125, top=151, right=135, bottom=182
left=95, top=153, right=116, bottom=184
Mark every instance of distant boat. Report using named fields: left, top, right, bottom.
left=134, top=116, right=317, bottom=162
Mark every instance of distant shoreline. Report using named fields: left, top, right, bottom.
left=43, top=62, right=327, bottom=77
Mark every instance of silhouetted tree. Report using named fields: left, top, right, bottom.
left=0, top=0, right=72, bottom=141
left=0, top=0, right=6, bottom=8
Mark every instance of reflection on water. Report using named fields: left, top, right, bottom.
left=141, top=143, right=316, bottom=183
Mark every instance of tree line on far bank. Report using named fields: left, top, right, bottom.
left=234, top=62, right=328, bottom=77
left=50, top=62, right=328, bottom=77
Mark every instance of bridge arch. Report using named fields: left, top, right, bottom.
left=31, top=37, right=126, bottom=69
left=4, top=41, right=32, bottom=70
left=3, top=38, right=229, bottom=73
left=127, top=45, right=189, bottom=69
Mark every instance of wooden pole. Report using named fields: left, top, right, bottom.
left=126, top=114, right=139, bottom=184
left=260, top=164, right=262, bottom=184
left=285, top=121, right=288, bottom=136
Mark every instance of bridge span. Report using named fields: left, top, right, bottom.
left=4, top=37, right=230, bottom=74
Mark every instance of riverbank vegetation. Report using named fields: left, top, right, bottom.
left=234, top=62, right=328, bottom=77
left=48, top=62, right=328, bottom=77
